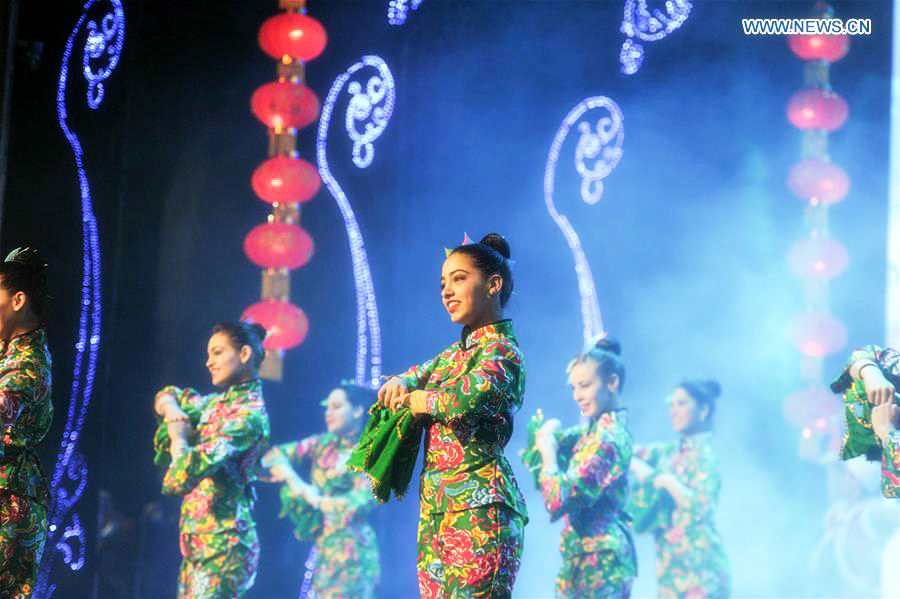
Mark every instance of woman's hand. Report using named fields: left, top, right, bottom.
left=539, top=418, right=562, bottom=437
left=861, top=364, right=896, bottom=406
left=269, top=461, right=294, bottom=483
left=393, top=390, right=429, bottom=415
left=535, top=426, right=559, bottom=458
left=873, top=403, right=900, bottom=444
left=378, top=377, right=408, bottom=410
left=630, top=457, right=654, bottom=483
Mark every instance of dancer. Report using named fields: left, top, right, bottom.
left=832, top=345, right=900, bottom=497
left=152, top=322, right=270, bottom=599
left=0, top=248, right=52, bottom=598
left=629, top=379, right=730, bottom=599
left=377, top=233, right=528, bottom=598
left=262, top=383, right=380, bottom=599
left=525, top=336, right=636, bottom=599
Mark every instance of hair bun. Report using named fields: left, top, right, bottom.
left=479, top=233, right=511, bottom=260
left=593, top=334, right=621, bottom=356
left=701, top=379, right=721, bottom=399
left=249, top=322, right=268, bottom=343
left=681, top=378, right=721, bottom=403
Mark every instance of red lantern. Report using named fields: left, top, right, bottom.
left=258, top=13, right=327, bottom=61
left=242, top=299, right=309, bottom=349
left=251, top=81, right=320, bottom=130
left=788, top=33, right=849, bottom=62
left=783, top=385, right=839, bottom=429
left=787, top=88, right=848, bottom=132
left=252, top=156, right=321, bottom=205
left=787, top=312, right=847, bottom=358
left=787, top=158, right=849, bottom=204
left=244, top=222, right=314, bottom=270
left=786, top=236, right=849, bottom=279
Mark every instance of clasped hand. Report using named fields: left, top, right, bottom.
left=377, top=377, right=429, bottom=415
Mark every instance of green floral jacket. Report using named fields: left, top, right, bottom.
left=155, top=379, right=270, bottom=535
left=399, top=319, right=527, bottom=518
left=0, top=328, right=52, bottom=505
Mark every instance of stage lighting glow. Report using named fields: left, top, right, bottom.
left=619, top=0, right=692, bottom=74
left=388, top=0, right=424, bottom=25
left=316, top=56, right=395, bottom=388
left=36, top=1, right=124, bottom=596
left=544, top=96, right=624, bottom=344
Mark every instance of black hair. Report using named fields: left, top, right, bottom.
left=568, top=335, right=626, bottom=391
left=450, top=233, right=514, bottom=307
left=336, top=383, right=376, bottom=411
left=0, top=247, right=48, bottom=320
left=679, top=378, right=721, bottom=421
left=212, top=321, right=267, bottom=370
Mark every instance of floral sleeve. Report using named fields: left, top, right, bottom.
left=322, top=473, right=376, bottom=527
left=399, top=355, right=440, bottom=391
left=156, top=385, right=215, bottom=416
left=882, top=431, right=900, bottom=498
left=0, top=360, right=44, bottom=435
left=162, top=405, right=266, bottom=496
left=832, top=345, right=900, bottom=391
left=539, top=431, right=629, bottom=521
left=423, top=342, right=524, bottom=431
left=277, top=435, right=318, bottom=467
left=678, top=450, right=720, bottom=520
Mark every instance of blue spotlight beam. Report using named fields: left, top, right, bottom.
left=544, top=97, right=624, bottom=345
left=620, top=0, right=692, bottom=74
left=35, top=1, right=124, bottom=596
left=316, top=56, right=394, bottom=388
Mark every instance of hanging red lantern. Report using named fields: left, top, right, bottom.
left=783, top=385, right=839, bottom=429
left=788, top=33, right=850, bottom=62
left=251, top=81, right=320, bottom=130
left=787, top=158, right=849, bottom=204
left=252, top=156, right=321, bottom=205
left=787, top=312, right=847, bottom=358
left=786, top=236, right=849, bottom=279
left=258, top=13, right=327, bottom=61
left=787, top=88, right=848, bottom=132
left=244, top=222, right=314, bottom=270
left=242, top=299, right=309, bottom=349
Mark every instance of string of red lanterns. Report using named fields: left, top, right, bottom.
left=781, top=6, right=850, bottom=452
left=242, top=0, right=326, bottom=380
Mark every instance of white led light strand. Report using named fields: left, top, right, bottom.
left=544, top=96, right=624, bottom=344
left=619, top=0, right=692, bottom=74
left=316, top=56, right=394, bottom=388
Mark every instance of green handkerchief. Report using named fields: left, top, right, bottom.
left=347, top=403, right=422, bottom=503
left=519, top=409, right=569, bottom=490
left=833, top=379, right=884, bottom=461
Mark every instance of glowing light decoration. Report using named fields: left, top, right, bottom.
left=619, top=0, right=692, bottom=74
left=787, top=158, right=850, bottom=204
left=544, top=96, right=624, bottom=343
left=787, top=311, right=847, bottom=358
left=316, top=56, right=394, bottom=387
left=36, top=1, right=124, bottom=596
left=388, top=0, right=424, bottom=25
left=257, top=13, right=327, bottom=61
left=243, top=299, right=309, bottom=350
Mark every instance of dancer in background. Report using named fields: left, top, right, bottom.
left=525, top=336, right=636, bottom=599
left=0, top=248, right=52, bottom=598
left=152, top=322, right=270, bottom=599
left=262, top=383, right=380, bottom=599
left=629, top=379, right=730, bottom=599
left=378, top=233, right=528, bottom=598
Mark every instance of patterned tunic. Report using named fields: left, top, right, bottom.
left=276, top=433, right=380, bottom=598
left=832, top=345, right=900, bottom=497
left=399, top=319, right=527, bottom=598
left=0, top=328, right=52, bottom=599
left=540, top=410, right=636, bottom=599
left=155, top=378, right=270, bottom=599
left=632, top=433, right=730, bottom=599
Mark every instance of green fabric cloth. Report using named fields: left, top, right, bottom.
left=519, top=409, right=568, bottom=490
left=835, top=379, right=882, bottom=461
left=152, top=402, right=203, bottom=468
left=347, top=403, right=421, bottom=503
left=277, top=484, right=322, bottom=541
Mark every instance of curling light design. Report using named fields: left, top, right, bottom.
left=36, top=1, right=124, bottom=596
left=544, top=96, right=624, bottom=344
left=388, top=0, right=424, bottom=25
left=316, top=56, right=394, bottom=388
left=619, top=0, right=692, bottom=74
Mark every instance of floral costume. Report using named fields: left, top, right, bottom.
left=398, top=319, right=528, bottom=599
left=0, top=328, right=52, bottom=599
left=537, top=410, right=636, bottom=599
left=832, top=345, right=900, bottom=497
left=275, top=433, right=380, bottom=598
left=630, top=432, right=730, bottom=599
left=154, top=379, right=270, bottom=599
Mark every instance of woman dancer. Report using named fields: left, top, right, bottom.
left=262, top=383, right=380, bottom=598
left=530, top=336, right=636, bottom=598
left=629, top=379, right=730, bottom=599
left=152, top=322, right=270, bottom=598
left=0, top=248, right=52, bottom=598
left=378, top=233, right=528, bottom=598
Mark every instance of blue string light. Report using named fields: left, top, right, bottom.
left=316, top=56, right=394, bottom=389
left=388, top=0, right=424, bottom=25
left=34, top=1, right=124, bottom=596
left=619, top=0, right=691, bottom=74
left=543, top=96, right=624, bottom=344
